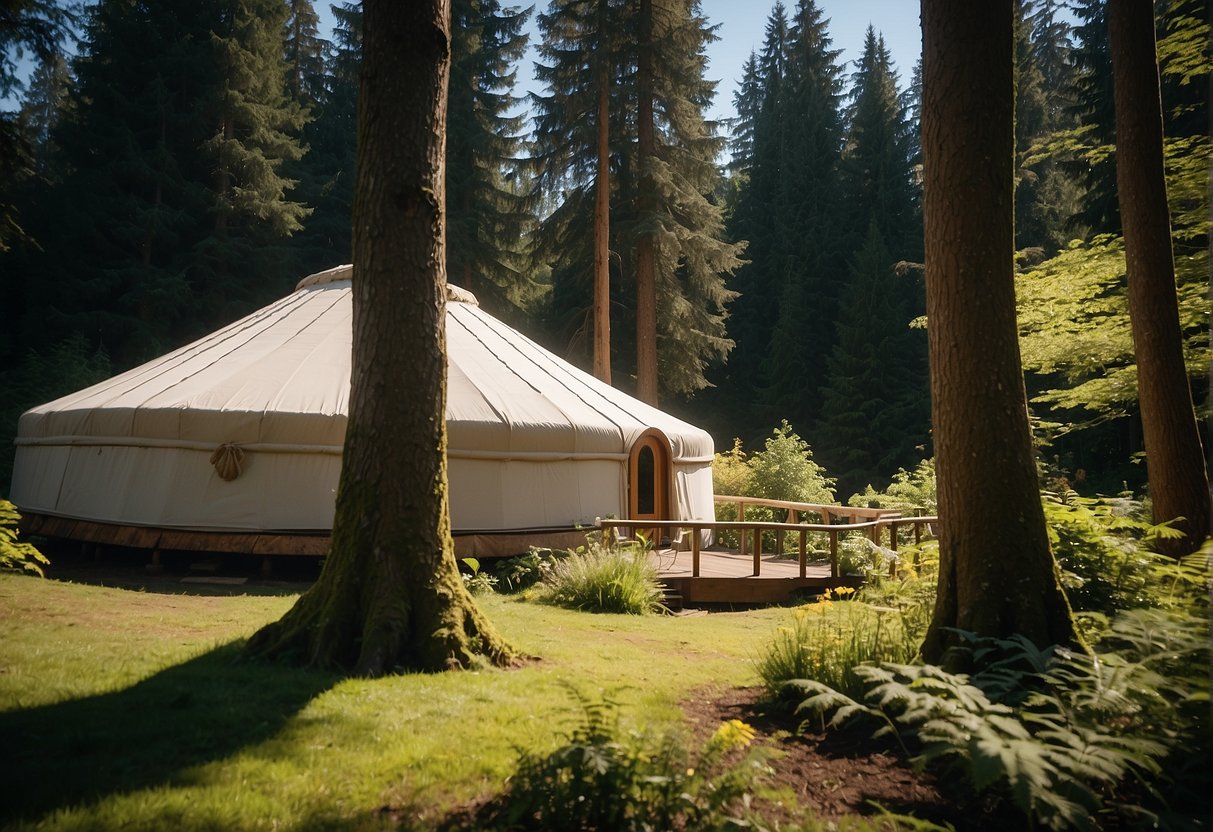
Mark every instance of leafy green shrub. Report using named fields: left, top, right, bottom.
left=490, top=547, right=562, bottom=593
left=1, top=500, right=48, bottom=577
left=756, top=587, right=928, bottom=701
left=1043, top=489, right=1190, bottom=618
left=459, top=557, right=498, bottom=595
left=467, top=691, right=772, bottom=831
left=847, top=458, right=936, bottom=514
left=538, top=533, right=664, bottom=614
left=713, top=422, right=836, bottom=549
left=747, top=420, right=836, bottom=505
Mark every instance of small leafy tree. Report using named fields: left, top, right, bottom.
left=1, top=500, right=48, bottom=577
left=712, top=421, right=835, bottom=549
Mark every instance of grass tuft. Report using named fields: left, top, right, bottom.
left=537, top=534, right=665, bottom=614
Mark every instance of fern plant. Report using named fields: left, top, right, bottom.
left=1, top=500, right=48, bottom=577
left=789, top=613, right=1211, bottom=831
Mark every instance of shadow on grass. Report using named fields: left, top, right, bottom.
left=0, top=640, right=337, bottom=826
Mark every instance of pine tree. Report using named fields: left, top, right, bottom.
left=16, top=53, right=69, bottom=177
left=532, top=0, right=740, bottom=399
left=815, top=27, right=925, bottom=495
left=531, top=0, right=625, bottom=371
left=196, top=0, right=310, bottom=322
left=0, top=1, right=74, bottom=253
left=283, top=0, right=326, bottom=106
left=816, top=223, right=925, bottom=496
left=27, top=0, right=210, bottom=363
left=248, top=0, right=516, bottom=676
left=727, top=50, right=761, bottom=175
left=1066, top=0, right=1119, bottom=235
left=707, top=2, right=794, bottom=436
left=289, top=2, right=361, bottom=275
left=840, top=27, right=915, bottom=253
left=1015, top=0, right=1079, bottom=255
left=446, top=0, right=534, bottom=318
left=16, top=0, right=309, bottom=366
left=760, top=0, right=845, bottom=433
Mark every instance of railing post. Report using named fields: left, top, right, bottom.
left=692, top=525, right=701, bottom=577
left=829, top=529, right=839, bottom=578
left=752, top=526, right=761, bottom=576
left=798, top=528, right=807, bottom=579
left=738, top=500, right=746, bottom=556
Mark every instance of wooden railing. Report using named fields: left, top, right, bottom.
left=597, top=495, right=937, bottom=580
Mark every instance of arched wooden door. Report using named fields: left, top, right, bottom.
left=628, top=430, right=672, bottom=527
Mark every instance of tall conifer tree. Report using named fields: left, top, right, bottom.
left=760, top=0, right=845, bottom=433
left=815, top=223, right=923, bottom=495
left=16, top=0, right=309, bottom=365
left=290, top=2, right=360, bottom=275
left=447, top=0, right=533, bottom=318
left=532, top=0, right=740, bottom=399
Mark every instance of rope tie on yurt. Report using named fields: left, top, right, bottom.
left=209, top=443, right=246, bottom=481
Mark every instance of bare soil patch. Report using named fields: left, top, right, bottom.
left=680, top=685, right=976, bottom=829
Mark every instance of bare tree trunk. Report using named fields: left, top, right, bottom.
left=1108, top=0, right=1211, bottom=556
left=592, top=0, right=612, bottom=384
left=919, top=0, right=1079, bottom=665
left=634, top=0, right=658, bottom=406
left=246, top=0, right=515, bottom=676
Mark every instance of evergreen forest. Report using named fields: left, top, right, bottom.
left=1, top=0, right=1209, bottom=504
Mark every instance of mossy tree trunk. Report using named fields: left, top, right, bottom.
left=919, top=0, right=1080, bottom=666
left=1108, top=0, right=1211, bottom=556
left=247, top=0, right=515, bottom=676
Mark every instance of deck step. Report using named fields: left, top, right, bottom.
left=659, top=583, right=684, bottom=612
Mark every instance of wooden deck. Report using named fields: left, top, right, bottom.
left=652, top=546, right=862, bottom=604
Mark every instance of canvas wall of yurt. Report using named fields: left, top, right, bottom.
left=9, top=265, right=716, bottom=557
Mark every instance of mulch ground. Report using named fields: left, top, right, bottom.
left=679, top=684, right=977, bottom=829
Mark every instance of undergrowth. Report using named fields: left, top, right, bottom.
left=458, top=689, right=773, bottom=831
left=783, top=545, right=1211, bottom=831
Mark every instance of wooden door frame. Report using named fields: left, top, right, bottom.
left=627, top=428, right=673, bottom=523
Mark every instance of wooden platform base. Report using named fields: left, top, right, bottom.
left=16, top=513, right=593, bottom=559
left=654, top=547, right=861, bottom=604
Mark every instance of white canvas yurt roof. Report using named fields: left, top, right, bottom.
left=10, top=265, right=716, bottom=548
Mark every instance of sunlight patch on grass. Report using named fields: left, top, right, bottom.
left=0, top=575, right=789, bottom=831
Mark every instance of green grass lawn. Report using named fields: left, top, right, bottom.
left=0, top=573, right=790, bottom=831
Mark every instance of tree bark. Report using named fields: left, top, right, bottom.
left=634, top=0, right=658, bottom=406
left=592, top=0, right=612, bottom=384
left=919, top=0, right=1079, bottom=665
left=1108, top=0, right=1211, bottom=556
left=246, top=0, right=515, bottom=676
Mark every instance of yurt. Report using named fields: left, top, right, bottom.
left=9, top=265, right=716, bottom=557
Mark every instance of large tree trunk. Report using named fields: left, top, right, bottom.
left=1108, top=0, right=1211, bottom=556
left=919, top=0, right=1079, bottom=665
left=592, top=0, right=612, bottom=384
left=247, top=0, right=515, bottom=676
left=634, top=0, right=658, bottom=406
